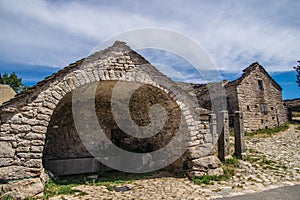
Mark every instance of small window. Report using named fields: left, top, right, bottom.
left=261, top=103, right=267, bottom=115
left=255, top=105, right=258, bottom=108
left=270, top=107, right=274, bottom=110
left=247, top=105, right=250, bottom=111
left=258, top=80, right=264, bottom=90
left=261, top=119, right=264, bottom=124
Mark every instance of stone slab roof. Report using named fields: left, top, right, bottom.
left=0, top=41, right=151, bottom=108
left=284, top=98, right=300, bottom=110
left=227, top=62, right=282, bottom=91
left=0, top=84, right=16, bottom=105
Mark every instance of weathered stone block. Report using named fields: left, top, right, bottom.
left=37, top=107, right=52, bottom=115
left=17, top=152, right=42, bottom=159
left=0, top=124, right=10, bottom=132
left=1, top=177, right=43, bottom=199
left=0, top=158, right=15, bottom=167
left=16, top=146, right=30, bottom=153
left=36, top=114, right=50, bottom=121
left=24, top=133, right=45, bottom=140
left=30, top=146, right=43, bottom=153
left=187, top=170, right=206, bottom=178
left=207, top=167, right=224, bottom=176
left=0, top=165, right=38, bottom=180
left=188, top=155, right=222, bottom=169
left=0, top=135, right=16, bottom=141
left=0, top=142, right=15, bottom=158
left=31, top=126, right=47, bottom=133
left=31, top=140, right=44, bottom=146
left=42, top=101, right=56, bottom=110
left=23, top=159, right=42, bottom=168
left=17, top=140, right=31, bottom=147
left=11, top=124, right=31, bottom=133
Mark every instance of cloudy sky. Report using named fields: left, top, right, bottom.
left=0, top=0, right=299, bottom=99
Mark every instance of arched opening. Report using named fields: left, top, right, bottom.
left=43, top=81, right=182, bottom=176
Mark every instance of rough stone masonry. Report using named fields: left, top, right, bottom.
left=0, top=41, right=223, bottom=199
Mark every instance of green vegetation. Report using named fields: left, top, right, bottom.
left=245, top=123, right=289, bottom=137
left=193, top=157, right=239, bottom=185
left=1, top=195, right=15, bottom=200
left=224, top=156, right=240, bottom=167
left=41, top=171, right=155, bottom=199
left=43, top=179, right=87, bottom=199
left=193, top=174, right=221, bottom=184
left=245, top=149, right=288, bottom=171
left=1, top=72, right=27, bottom=93
left=296, top=125, right=300, bottom=130
left=292, top=112, right=300, bottom=118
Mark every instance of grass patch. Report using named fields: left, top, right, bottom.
left=43, top=179, right=87, bottom=199
left=224, top=156, right=240, bottom=167
left=244, top=156, right=261, bottom=163
left=244, top=153, right=288, bottom=172
left=245, top=123, right=289, bottom=137
left=193, top=157, right=239, bottom=185
left=193, top=174, right=221, bottom=184
left=296, top=125, right=300, bottom=130
left=41, top=171, right=156, bottom=199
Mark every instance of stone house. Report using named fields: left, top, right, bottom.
left=0, top=42, right=222, bottom=199
left=192, top=62, right=288, bottom=132
left=284, top=98, right=300, bottom=121
left=0, top=83, right=16, bottom=105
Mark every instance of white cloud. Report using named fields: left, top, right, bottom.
left=0, top=0, right=299, bottom=74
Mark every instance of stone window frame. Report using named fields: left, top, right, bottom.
left=261, top=103, right=267, bottom=115
left=258, top=79, right=264, bottom=91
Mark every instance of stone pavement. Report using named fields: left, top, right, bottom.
left=48, top=124, right=300, bottom=200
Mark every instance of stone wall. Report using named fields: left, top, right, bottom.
left=226, top=63, right=287, bottom=132
left=284, top=98, right=300, bottom=121
left=0, top=41, right=221, bottom=199
left=190, top=63, right=287, bottom=132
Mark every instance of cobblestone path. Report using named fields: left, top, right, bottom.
left=48, top=125, right=300, bottom=200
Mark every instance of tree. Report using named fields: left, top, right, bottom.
left=294, top=61, right=300, bottom=88
left=1, top=72, right=27, bottom=93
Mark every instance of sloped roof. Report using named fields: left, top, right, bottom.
left=227, top=62, right=282, bottom=91
left=284, top=98, right=300, bottom=109
left=0, top=41, right=153, bottom=108
left=0, top=84, right=16, bottom=105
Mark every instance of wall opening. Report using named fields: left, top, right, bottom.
left=258, top=80, right=264, bottom=91
left=43, top=81, right=182, bottom=176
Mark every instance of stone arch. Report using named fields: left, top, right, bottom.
left=0, top=41, right=220, bottom=198
left=42, top=80, right=184, bottom=175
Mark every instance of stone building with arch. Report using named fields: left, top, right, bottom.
left=0, top=42, right=222, bottom=198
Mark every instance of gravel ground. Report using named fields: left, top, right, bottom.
left=47, top=124, right=300, bottom=200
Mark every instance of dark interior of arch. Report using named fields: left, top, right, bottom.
left=43, top=81, right=181, bottom=175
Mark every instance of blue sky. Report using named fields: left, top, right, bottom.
left=0, top=0, right=299, bottom=99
